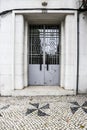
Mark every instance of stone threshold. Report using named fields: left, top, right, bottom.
left=11, top=86, right=75, bottom=96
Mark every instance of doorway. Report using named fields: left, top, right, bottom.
left=28, top=25, right=60, bottom=86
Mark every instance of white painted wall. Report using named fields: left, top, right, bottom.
left=79, top=12, right=87, bottom=93
left=0, top=13, right=13, bottom=95
left=0, top=0, right=79, bottom=13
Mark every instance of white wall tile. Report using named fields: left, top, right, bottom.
left=15, top=75, right=24, bottom=89
left=15, top=15, right=24, bottom=89
left=79, top=54, right=87, bottom=66
left=0, top=0, right=79, bottom=12
left=0, top=13, right=12, bottom=94
left=0, top=75, right=12, bottom=92
left=0, top=65, right=12, bottom=75
left=65, top=74, right=76, bottom=90
left=79, top=76, right=87, bottom=93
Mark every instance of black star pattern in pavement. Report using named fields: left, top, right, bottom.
left=0, top=114, right=2, bottom=117
left=70, top=101, right=87, bottom=114
left=0, top=104, right=10, bottom=117
left=26, top=103, right=50, bottom=116
left=1, top=105, right=10, bottom=110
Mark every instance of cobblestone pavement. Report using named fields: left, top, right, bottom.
left=0, top=95, right=87, bottom=130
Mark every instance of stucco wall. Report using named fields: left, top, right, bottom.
left=79, top=12, right=87, bottom=93
left=0, top=0, right=79, bottom=13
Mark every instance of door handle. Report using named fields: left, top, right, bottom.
left=47, top=54, right=49, bottom=71
left=40, top=54, right=42, bottom=71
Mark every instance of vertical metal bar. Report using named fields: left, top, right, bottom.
left=47, top=54, right=49, bottom=71
left=56, top=27, right=59, bottom=64
left=59, top=25, right=61, bottom=65
left=43, top=25, right=45, bottom=85
left=31, top=26, right=32, bottom=64
left=43, top=25, right=45, bottom=65
left=40, top=54, right=42, bottom=71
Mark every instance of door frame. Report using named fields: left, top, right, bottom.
left=12, top=10, right=77, bottom=91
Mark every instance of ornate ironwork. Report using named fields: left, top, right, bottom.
left=79, top=0, right=87, bottom=9
left=42, top=2, right=48, bottom=6
left=29, top=25, right=60, bottom=65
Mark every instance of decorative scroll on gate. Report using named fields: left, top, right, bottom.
left=79, top=0, right=87, bottom=9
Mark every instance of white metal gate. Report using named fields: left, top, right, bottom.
left=29, top=25, right=60, bottom=86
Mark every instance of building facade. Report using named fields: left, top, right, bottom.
left=0, top=0, right=87, bottom=95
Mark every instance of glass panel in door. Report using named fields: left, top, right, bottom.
left=28, top=25, right=60, bottom=86
left=29, top=25, right=44, bottom=85
left=44, top=25, right=60, bottom=85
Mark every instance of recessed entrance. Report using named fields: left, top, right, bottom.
left=28, top=25, right=60, bottom=86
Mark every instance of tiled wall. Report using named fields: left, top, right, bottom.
left=60, top=14, right=77, bottom=91
left=0, top=13, right=13, bottom=95
left=79, top=13, right=87, bottom=93
left=0, top=0, right=79, bottom=13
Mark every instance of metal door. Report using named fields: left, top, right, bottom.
left=29, top=25, right=60, bottom=86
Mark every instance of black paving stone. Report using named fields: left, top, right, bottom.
left=40, top=104, right=49, bottom=109
left=26, top=109, right=37, bottom=115
left=82, top=101, right=87, bottom=107
left=0, top=114, right=2, bottom=117
left=82, top=108, right=87, bottom=113
left=70, top=107, right=79, bottom=114
left=30, top=103, right=39, bottom=108
left=70, top=102, right=80, bottom=106
left=38, top=110, right=49, bottom=116
left=1, top=105, right=10, bottom=110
